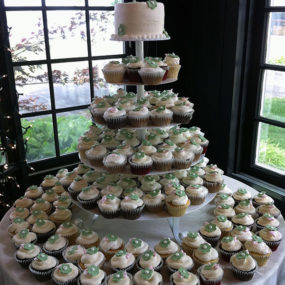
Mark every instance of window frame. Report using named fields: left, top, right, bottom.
left=1, top=0, right=129, bottom=172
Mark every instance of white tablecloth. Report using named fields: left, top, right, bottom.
left=0, top=176, right=284, bottom=285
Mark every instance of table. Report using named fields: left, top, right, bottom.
left=0, top=176, right=284, bottom=285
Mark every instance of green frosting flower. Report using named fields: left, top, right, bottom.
left=96, top=101, right=106, bottom=108
left=145, top=57, right=158, bottom=68
left=263, top=213, right=273, bottom=219
left=217, top=215, right=227, bottom=223
left=252, top=234, right=263, bottom=243
left=48, top=234, right=59, bottom=244
left=45, top=175, right=55, bottom=180
left=189, top=126, right=198, bottom=132
left=131, top=238, right=142, bottom=248
left=144, top=176, right=154, bottom=182
left=130, top=194, right=139, bottom=201
left=175, top=147, right=183, bottom=152
left=81, top=229, right=93, bottom=236
left=222, top=236, right=234, bottom=243
left=96, top=176, right=105, bottom=184
left=235, top=225, right=246, bottom=231
left=178, top=267, right=189, bottom=279
left=19, top=229, right=29, bottom=239
left=236, top=213, right=248, bottom=218
left=23, top=243, right=35, bottom=251
left=107, top=234, right=118, bottom=241
left=188, top=173, right=198, bottom=179
left=115, top=250, right=127, bottom=257
left=239, top=200, right=250, bottom=206
left=63, top=221, right=73, bottom=228
left=257, top=191, right=266, bottom=197
left=218, top=194, right=229, bottom=200
left=37, top=253, right=48, bottom=262
left=199, top=243, right=211, bottom=253
left=107, top=194, right=116, bottom=200
left=159, top=238, right=171, bottom=248
left=140, top=269, right=153, bottom=280
left=147, top=134, right=156, bottom=140
left=155, top=128, right=166, bottom=135
left=103, top=135, right=112, bottom=142
left=175, top=190, right=186, bottom=197
left=171, top=251, right=183, bottom=261
left=46, top=189, right=55, bottom=195
left=36, top=219, right=46, bottom=227
left=220, top=204, right=230, bottom=209
left=236, top=251, right=249, bottom=260
left=237, top=188, right=248, bottom=195
left=165, top=140, right=175, bottom=146
left=68, top=245, right=78, bottom=255
left=150, top=189, right=160, bottom=197
left=135, top=151, right=145, bottom=160
left=35, top=198, right=45, bottom=204
left=166, top=53, right=179, bottom=58
left=265, top=225, right=277, bottom=231
left=29, top=185, right=38, bottom=190
left=87, top=247, right=99, bottom=255
left=60, top=264, right=72, bottom=275
left=118, top=24, right=126, bottom=36
left=204, top=263, right=218, bottom=271
left=156, top=105, right=166, bottom=112
left=204, top=223, right=217, bottom=233
left=55, top=181, right=62, bottom=186
left=112, top=271, right=124, bottom=282
left=190, top=166, right=199, bottom=173
left=82, top=186, right=91, bottom=193
left=187, top=232, right=198, bottom=239
left=16, top=207, right=24, bottom=213
left=125, top=187, right=136, bottom=194
left=14, top=217, right=24, bottom=224
left=165, top=173, right=175, bottom=180
left=142, top=250, right=154, bottom=261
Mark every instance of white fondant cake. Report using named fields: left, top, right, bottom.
left=112, top=1, right=169, bottom=41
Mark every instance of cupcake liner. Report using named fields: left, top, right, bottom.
left=35, top=228, right=56, bottom=243
left=152, top=159, right=173, bottom=171
left=219, top=246, right=240, bottom=262
left=138, top=69, right=165, bottom=85
left=103, top=156, right=127, bottom=174
left=43, top=240, right=69, bottom=258
left=92, top=113, right=106, bottom=125
left=104, top=115, right=128, bottom=129
left=67, top=187, right=81, bottom=200
left=173, top=158, right=193, bottom=170
left=249, top=252, right=271, bottom=267
left=86, top=155, right=105, bottom=167
left=136, top=257, right=164, bottom=272
left=78, top=274, right=106, bottom=285
left=52, top=270, right=80, bottom=285
left=199, top=232, right=220, bottom=247
left=173, top=111, right=194, bottom=125
left=150, top=114, right=173, bottom=126
left=29, top=258, right=59, bottom=281
left=120, top=204, right=145, bottom=220
left=15, top=254, right=36, bottom=269
left=181, top=243, right=196, bottom=257
left=127, top=68, right=143, bottom=83
left=203, top=180, right=223, bottom=193
left=77, top=196, right=100, bottom=209
left=231, top=265, right=256, bottom=281
left=144, top=201, right=165, bottom=212
left=128, top=159, right=153, bottom=175
left=111, top=261, right=135, bottom=273
left=128, top=116, right=150, bottom=127
left=166, top=200, right=190, bottom=217
left=78, top=150, right=88, bottom=161
left=103, top=69, right=125, bottom=84
left=262, top=239, right=281, bottom=252
left=166, top=65, right=181, bottom=79
left=98, top=207, right=120, bottom=219
left=14, top=237, right=38, bottom=249
left=187, top=195, right=205, bottom=205
left=197, top=265, right=222, bottom=285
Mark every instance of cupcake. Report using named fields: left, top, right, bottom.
left=199, top=223, right=221, bottom=247
left=164, top=53, right=181, bottom=79
left=143, top=189, right=165, bottom=212
left=49, top=207, right=72, bottom=226
left=173, top=147, right=194, bottom=169
left=182, top=173, right=203, bottom=187
left=68, top=176, right=88, bottom=199
left=219, top=236, right=242, bottom=262
left=128, top=106, right=150, bottom=127
left=146, top=133, right=163, bottom=146
left=154, top=238, right=180, bottom=259
left=29, top=253, right=59, bottom=281
left=9, top=207, right=30, bottom=221
left=230, top=225, right=253, bottom=243
left=56, top=169, right=68, bottom=180
left=76, top=229, right=100, bottom=248
left=166, top=251, right=194, bottom=273
left=211, top=215, right=233, bottom=237
left=160, top=173, right=179, bottom=186
left=31, top=198, right=51, bottom=214
left=232, top=188, right=252, bottom=204
left=14, top=196, right=33, bottom=209
left=85, top=144, right=107, bottom=167
left=181, top=232, right=206, bottom=256
left=172, top=101, right=194, bottom=124
left=43, top=234, right=69, bottom=257
left=258, top=225, right=282, bottom=251
left=63, top=245, right=86, bottom=264
left=98, top=184, right=122, bottom=198
left=103, top=152, right=127, bottom=173
left=110, top=250, right=136, bottom=272
left=91, top=101, right=110, bottom=124
left=244, top=234, right=272, bottom=266
left=115, top=144, right=134, bottom=158
left=197, top=263, right=224, bottom=285
left=107, top=271, right=133, bottom=285
left=164, top=182, right=185, bottom=195
left=192, top=243, right=219, bottom=268
left=257, top=203, right=281, bottom=218
left=152, top=149, right=173, bottom=171
left=137, top=250, right=163, bottom=271
left=191, top=134, right=209, bottom=155
left=12, top=229, right=37, bottom=248
left=77, top=186, right=100, bottom=209
left=79, top=265, right=106, bottom=285
left=170, top=268, right=199, bottom=285
left=97, top=194, right=120, bottom=219
left=253, top=191, right=274, bottom=207
left=214, top=194, right=235, bottom=207
left=51, top=263, right=80, bottom=285
left=15, top=243, right=41, bottom=268
left=42, top=189, right=59, bottom=203
left=31, top=219, right=56, bottom=243
left=125, top=238, right=149, bottom=257
left=123, top=187, right=144, bottom=198
left=25, top=185, right=44, bottom=200
left=216, top=183, right=233, bottom=196
left=129, top=151, right=153, bottom=175
left=230, top=250, right=256, bottom=281
left=99, top=233, right=125, bottom=261
left=8, top=217, right=29, bottom=236
left=138, top=140, right=157, bottom=156
left=255, top=213, right=280, bottom=231
left=161, top=140, right=177, bottom=153
left=150, top=105, right=173, bottom=126
left=41, top=175, right=58, bottom=190
left=138, top=59, right=165, bottom=85
left=213, top=204, right=236, bottom=219
left=26, top=209, right=48, bottom=225
left=125, top=55, right=143, bottom=82
left=60, top=171, right=78, bottom=189
left=120, top=194, right=145, bottom=220
left=102, top=134, right=120, bottom=149
left=102, top=60, right=126, bottom=83
left=56, top=222, right=80, bottom=245
left=140, top=176, right=162, bottom=192
left=231, top=213, right=255, bottom=230
left=103, top=107, right=127, bottom=129
left=184, top=140, right=203, bottom=162
left=53, top=195, right=72, bottom=209
left=83, top=170, right=100, bottom=184
left=186, top=184, right=208, bottom=205
left=78, top=137, right=95, bottom=160
left=73, top=163, right=90, bottom=175
left=166, top=190, right=190, bottom=217
left=134, top=269, right=162, bottom=285
left=203, top=171, right=224, bottom=193
left=79, top=247, right=106, bottom=270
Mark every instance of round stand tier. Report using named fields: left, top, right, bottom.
left=109, top=78, right=177, bottom=86
left=110, top=35, right=170, bottom=41
left=79, top=153, right=205, bottom=176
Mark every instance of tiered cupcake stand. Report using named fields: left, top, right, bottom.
left=72, top=37, right=216, bottom=244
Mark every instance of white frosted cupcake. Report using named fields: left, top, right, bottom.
left=128, top=106, right=150, bottom=127
left=154, top=238, right=180, bottom=259
left=166, top=251, right=194, bottom=273
left=85, top=143, right=107, bottom=167
left=103, top=152, right=127, bottom=173
left=134, top=269, right=163, bottom=285
left=125, top=238, right=149, bottom=257
left=102, top=60, right=126, bottom=83
left=76, top=229, right=100, bottom=248
left=186, top=184, right=208, bottom=205
left=181, top=232, right=206, bottom=256
left=43, top=234, right=69, bottom=257
left=79, top=247, right=105, bottom=270
left=52, top=263, right=80, bottom=285
left=150, top=105, right=173, bottom=126
left=170, top=268, right=199, bottom=285
left=98, top=194, right=120, bottom=219
left=77, top=186, right=100, bottom=209
left=152, top=149, right=173, bottom=171
left=143, top=189, right=165, bottom=212
left=120, top=194, right=144, bottom=220
left=103, top=107, right=127, bottom=129
left=12, top=229, right=37, bottom=248
left=129, top=151, right=153, bottom=175
left=110, top=250, right=136, bottom=272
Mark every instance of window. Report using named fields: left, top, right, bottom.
left=2, top=0, right=125, bottom=169
left=235, top=0, right=285, bottom=188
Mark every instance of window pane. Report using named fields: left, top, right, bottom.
left=7, top=12, right=46, bottom=61
left=57, top=110, right=91, bottom=155
left=89, top=0, right=121, bottom=6
left=260, top=70, right=285, bottom=122
left=92, top=59, right=124, bottom=97
left=46, top=0, right=84, bottom=6
left=270, top=0, right=285, bottom=6
left=90, top=11, right=123, bottom=56
left=256, top=123, right=285, bottom=174
left=4, top=0, right=41, bottom=6
left=47, top=11, right=88, bottom=59
left=15, top=65, right=51, bottom=114
left=22, top=115, right=56, bottom=162
left=52, top=62, right=91, bottom=109
left=266, top=12, right=285, bottom=65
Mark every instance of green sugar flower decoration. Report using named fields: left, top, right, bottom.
left=87, top=265, right=99, bottom=277
left=156, top=105, right=166, bottom=112
left=68, top=245, right=78, bottom=255
left=140, top=269, right=153, bottom=280
left=171, top=251, right=183, bottom=261
left=238, top=188, right=247, bottom=195
left=236, top=251, right=249, bottom=260
left=142, top=250, right=154, bottom=261
left=144, top=176, right=154, bottom=182
left=46, top=189, right=54, bottom=195
left=37, top=253, right=48, bottom=262
left=160, top=238, right=171, bottom=248
left=252, top=234, right=263, bottom=243
left=166, top=53, right=179, bottom=58
left=36, top=219, right=46, bottom=227
left=145, top=57, right=158, bottom=68
left=188, top=173, right=198, bottom=179
left=82, top=229, right=93, bottom=236
left=187, top=232, right=198, bottom=239
left=204, top=263, right=217, bottom=270
left=165, top=140, right=175, bottom=146
left=131, top=238, right=142, bottom=248
left=16, top=207, right=24, bottom=213
left=45, top=175, right=54, bottom=180
left=204, top=223, right=217, bottom=233
left=217, top=215, right=227, bottom=222
left=63, top=221, right=73, bottom=228
left=135, top=151, right=145, bottom=160
left=236, top=225, right=246, bottom=231
left=178, top=267, right=189, bottom=279
left=35, top=198, right=45, bottom=204
left=14, top=217, right=24, bottom=224
left=257, top=191, right=266, bottom=197
left=107, top=194, right=116, bottom=200
left=175, top=190, right=186, bottom=197
left=265, top=225, right=277, bottom=231
left=87, top=247, right=99, bottom=255
left=263, top=213, right=273, bottom=219
left=222, top=236, right=234, bottom=243
left=19, top=229, right=29, bottom=239
left=150, top=189, right=160, bottom=197
left=29, top=185, right=38, bottom=190
left=96, top=101, right=106, bottom=108
left=107, top=234, right=118, bottom=241
left=220, top=204, right=230, bottom=209
left=112, top=271, right=124, bottom=282
left=239, top=200, right=250, bottom=206
left=96, top=176, right=105, bottom=184
left=125, top=187, right=136, bottom=194
left=130, top=194, right=139, bottom=201
left=165, top=173, right=175, bottom=180
left=190, top=166, right=199, bottom=173
left=60, top=264, right=72, bottom=275
left=82, top=186, right=91, bottom=193
left=23, top=243, right=35, bottom=251
left=199, top=243, right=211, bottom=253
left=115, top=250, right=127, bottom=257
left=48, top=234, right=59, bottom=244
left=118, top=24, right=125, bottom=36
left=236, top=213, right=248, bottom=218
left=218, top=194, right=229, bottom=200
